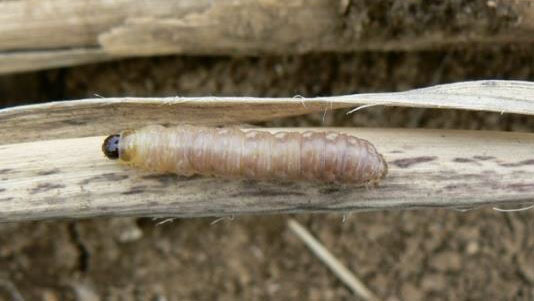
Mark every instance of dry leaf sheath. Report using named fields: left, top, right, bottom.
left=1, top=81, right=534, bottom=145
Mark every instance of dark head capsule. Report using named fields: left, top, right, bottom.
left=102, top=134, right=120, bottom=160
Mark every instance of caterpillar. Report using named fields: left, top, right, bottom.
left=102, top=125, right=388, bottom=185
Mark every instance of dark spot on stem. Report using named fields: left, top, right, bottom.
left=473, top=155, right=495, bottom=161
left=122, top=185, right=147, bottom=195
left=391, top=156, right=437, bottom=168
left=79, top=173, right=129, bottom=185
left=30, top=183, right=66, bottom=194
left=453, top=158, right=479, bottom=164
left=37, top=168, right=60, bottom=176
left=0, top=169, right=12, bottom=175
left=443, top=183, right=472, bottom=190
left=319, top=187, right=341, bottom=194
left=141, top=174, right=195, bottom=185
left=500, top=159, right=534, bottom=167
left=507, top=183, right=534, bottom=192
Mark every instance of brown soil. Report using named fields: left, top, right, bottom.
left=0, top=49, right=533, bottom=300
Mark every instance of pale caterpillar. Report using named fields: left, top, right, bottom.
left=102, top=125, right=388, bottom=185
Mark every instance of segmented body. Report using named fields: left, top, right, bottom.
left=104, top=125, right=387, bottom=184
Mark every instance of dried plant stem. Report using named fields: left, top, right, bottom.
left=1, top=0, right=534, bottom=74
left=1, top=128, right=534, bottom=222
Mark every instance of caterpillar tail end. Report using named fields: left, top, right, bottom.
left=102, top=134, right=120, bottom=160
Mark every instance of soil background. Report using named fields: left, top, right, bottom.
left=0, top=49, right=533, bottom=299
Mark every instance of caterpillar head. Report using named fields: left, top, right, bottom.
left=102, top=134, right=120, bottom=160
